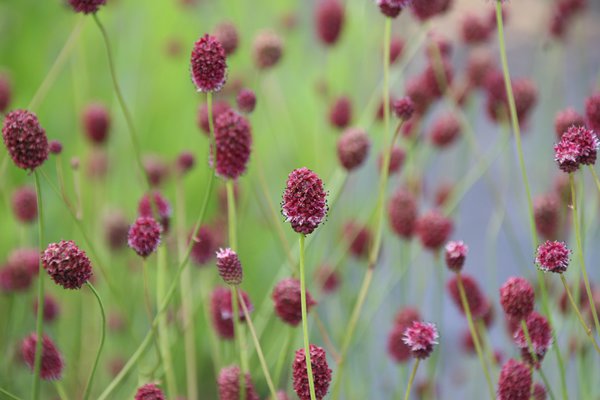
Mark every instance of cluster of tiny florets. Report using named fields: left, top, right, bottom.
left=134, top=383, right=165, bottom=400
left=500, top=277, right=535, bottom=321
left=497, top=359, right=532, bottom=400
left=336, top=128, right=370, bottom=171
left=216, top=247, right=243, bottom=285
left=554, top=125, right=599, bottom=172
left=281, top=167, right=328, bottom=235
left=21, top=333, right=64, bottom=380
left=191, top=34, right=227, bottom=92
left=128, top=217, right=162, bottom=258
left=292, top=344, right=332, bottom=400
left=272, top=278, right=316, bottom=326
left=68, top=0, right=106, bottom=14
left=402, top=321, right=439, bottom=359
left=42, top=240, right=92, bottom=290
left=444, top=240, right=467, bottom=272
left=217, top=365, right=260, bottom=400
left=535, top=240, right=570, bottom=273
left=212, top=109, right=252, bottom=179
left=2, top=109, right=48, bottom=170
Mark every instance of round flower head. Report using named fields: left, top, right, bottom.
left=377, top=0, right=411, bottom=18
left=411, top=0, right=452, bottom=21
left=554, top=107, right=586, bottom=139
left=461, top=12, right=492, bottom=44
left=497, top=359, right=532, bottom=400
left=213, top=22, right=239, bottom=56
left=514, top=311, right=553, bottom=366
left=9, top=247, right=40, bottom=276
left=533, top=383, right=547, bottom=400
left=329, top=96, right=352, bottom=129
left=378, top=146, right=405, bottom=175
left=343, top=222, right=372, bottom=258
left=48, top=140, right=63, bottom=155
left=0, top=73, right=11, bottom=113
left=236, top=88, right=257, bottom=113
left=82, top=103, right=110, bottom=145
left=467, top=50, right=494, bottom=88
left=315, top=0, right=345, bottom=46
left=388, top=307, right=421, bottom=363
left=281, top=167, right=328, bottom=235
left=190, top=225, right=217, bottom=266
left=190, top=34, right=227, bottom=92
left=128, top=217, right=162, bottom=258
left=253, top=31, right=283, bottom=69
left=210, top=286, right=253, bottom=339
left=402, top=321, right=439, bottom=359
left=143, top=155, right=169, bottom=187
left=0, top=262, right=34, bottom=293
left=42, top=240, right=92, bottom=290
left=212, top=109, right=252, bottom=179
left=533, top=194, right=559, bottom=240
left=447, top=274, right=487, bottom=318
left=218, top=365, right=260, bottom=400
left=388, top=188, right=418, bottom=239
left=416, top=210, right=453, bottom=250
left=68, top=0, right=106, bottom=13
left=293, top=344, right=332, bottom=400
left=389, top=37, right=405, bottom=64
left=561, top=125, right=599, bottom=165
left=554, top=138, right=581, bottom=173
left=391, top=96, right=414, bottom=120
left=134, top=383, right=165, bottom=400
left=138, top=191, right=172, bottom=233
left=315, top=265, right=340, bottom=294
left=2, top=109, right=48, bottom=170
left=34, top=295, right=60, bottom=323
left=11, top=186, right=37, bottom=224
left=272, top=277, right=316, bottom=326
left=429, top=113, right=461, bottom=148
left=216, top=248, right=243, bottom=285
left=512, top=79, right=538, bottom=124
left=535, top=240, right=570, bottom=273
left=198, top=100, right=231, bottom=135
left=585, top=93, right=600, bottom=131
left=176, top=151, right=196, bottom=174
left=21, top=333, right=64, bottom=380
left=444, top=240, right=467, bottom=272
left=500, top=277, right=535, bottom=321
left=336, top=127, right=370, bottom=171
left=103, top=212, right=129, bottom=251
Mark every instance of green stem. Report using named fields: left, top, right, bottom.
left=570, top=174, right=600, bottom=335
left=403, top=359, right=420, bottom=400
left=157, top=247, right=177, bottom=398
left=588, top=166, right=600, bottom=194
left=538, top=369, right=557, bottom=400
left=92, top=14, right=148, bottom=189
left=31, top=170, right=45, bottom=400
left=299, top=235, right=317, bottom=400
left=273, top=327, right=294, bottom=387
left=82, top=282, right=106, bottom=400
left=0, top=387, right=22, bottom=400
left=231, top=286, right=247, bottom=400
left=560, top=276, right=600, bottom=354
left=520, top=320, right=538, bottom=396
left=456, top=273, right=495, bottom=399
left=53, top=381, right=67, bottom=400
left=226, top=180, right=237, bottom=250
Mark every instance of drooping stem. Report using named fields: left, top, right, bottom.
left=82, top=282, right=106, bottom=400
left=31, top=170, right=45, bottom=400
left=403, top=359, right=420, bottom=400
left=569, top=174, right=600, bottom=335
left=237, top=290, right=278, bottom=399
left=456, top=272, right=495, bottom=399
left=299, top=235, right=317, bottom=400
left=560, top=275, right=600, bottom=354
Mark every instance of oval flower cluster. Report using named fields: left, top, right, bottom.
left=281, top=167, right=328, bottom=235
left=554, top=125, right=599, bottom=173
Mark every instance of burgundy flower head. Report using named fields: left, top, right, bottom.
left=561, top=125, right=599, bottom=165
left=42, top=240, right=92, bottom=290
left=272, top=277, right=316, bottom=326
left=128, top=217, right=162, bottom=258
left=554, top=138, right=581, bottom=173
left=329, top=96, right=352, bottom=129
left=411, top=0, right=452, bottom=21
left=315, top=265, right=340, bottom=294
left=82, top=103, right=110, bottom=145
left=447, top=274, right=487, bottom=318
left=68, top=0, right=106, bottom=14
left=444, top=240, right=467, bottom=272
left=21, top=333, right=64, bottom=380
left=336, top=127, right=370, bottom=171
left=378, top=146, right=405, bottom=175
left=210, top=286, right=253, bottom=339
left=213, top=22, right=239, bottom=56
left=467, top=50, right=494, bottom=88
left=388, top=188, right=418, bottom=239
left=513, top=79, right=538, bottom=124
left=416, top=210, right=453, bottom=250
left=585, top=93, right=600, bottom=131
left=402, top=321, right=439, bottom=359
left=2, top=109, right=48, bottom=170
left=190, top=225, right=217, bottom=266
left=176, top=151, right=196, bottom=174
left=0, top=262, right=34, bottom=293
left=253, top=31, right=283, bottom=69
left=217, top=365, right=260, bottom=400
left=11, top=186, right=37, bottom=224
left=143, top=155, right=169, bottom=187
left=533, top=383, right=547, bottom=400
left=212, top=109, right=252, bottom=179
left=423, top=58, right=454, bottom=98
left=406, top=76, right=433, bottom=115
left=138, top=191, right=172, bottom=233
left=103, top=212, right=129, bottom=251
left=0, top=73, right=11, bottom=113
left=514, top=312, right=553, bottom=367
left=34, top=295, right=60, bottom=323
left=315, top=0, right=345, bottom=46
left=554, top=107, right=586, bottom=140
left=48, top=140, right=63, bottom=155
left=377, top=0, right=411, bottom=18
left=429, top=113, right=461, bottom=148
left=392, top=96, right=415, bottom=120
left=461, top=13, right=492, bottom=44
left=388, top=307, right=421, bottom=363
left=497, top=359, right=532, bottom=400
left=343, top=222, right=372, bottom=258
left=236, top=88, right=257, bottom=113
left=500, top=277, right=535, bottom=321
left=190, top=34, right=227, bottom=92
left=216, top=247, right=243, bottom=285
left=293, top=344, right=332, bottom=400
left=533, top=194, right=559, bottom=240
left=134, top=383, right=165, bottom=400
left=389, top=37, right=405, bottom=64
left=281, top=167, right=328, bottom=235
left=197, top=100, right=231, bottom=135
left=9, top=248, right=40, bottom=276
left=535, top=240, right=570, bottom=273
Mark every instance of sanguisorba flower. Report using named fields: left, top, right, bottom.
left=253, top=30, right=283, bottom=70
left=0, top=73, right=11, bottom=113
left=210, top=286, right=253, bottom=339
left=336, top=127, right=370, bottom=171
left=388, top=307, right=421, bottom=363
left=447, top=274, right=487, bottom=318
left=391, top=96, right=415, bottom=121
left=11, top=186, right=37, bottom=224
left=272, top=278, right=316, bottom=326
left=292, top=344, right=332, bottom=400
left=42, top=240, right=92, bottom=290
left=585, top=92, right=600, bottom=131
left=535, top=240, right=570, bottom=274
left=190, top=34, right=227, bottom=92
left=137, top=191, right=172, bottom=232
left=236, top=88, right=257, bottom=113
left=21, top=333, right=64, bottom=380
left=514, top=311, right=553, bottom=367
left=416, top=210, right=453, bottom=250
left=68, top=0, right=106, bottom=14
left=377, top=0, right=411, bottom=18
left=82, top=103, right=111, bottom=145
left=213, top=21, right=239, bottom=56
left=444, top=240, right=468, bottom=272
left=499, top=277, right=535, bottom=321
left=561, top=125, right=599, bottom=165
left=315, top=0, right=345, bottom=46
left=216, top=247, right=243, bottom=285
left=212, top=109, right=252, bottom=179
left=128, top=217, right=162, bottom=258
left=554, top=107, right=585, bottom=139
left=2, top=109, right=48, bottom=170
left=329, top=96, right=352, bottom=129
left=281, top=167, right=328, bottom=235
left=134, top=383, right=165, bottom=400
left=217, top=365, right=260, bottom=400
left=497, top=359, right=532, bottom=400
left=402, top=321, right=439, bottom=359
left=534, top=194, right=560, bottom=240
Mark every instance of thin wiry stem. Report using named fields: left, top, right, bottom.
left=82, top=282, right=106, bottom=400
left=156, top=247, right=176, bottom=398
left=299, top=235, right=317, bottom=400
left=559, top=276, right=600, bottom=355
left=0, top=387, right=22, bottom=400
left=403, top=359, right=420, bottom=400
left=31, top=170, right=45, bottom=400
